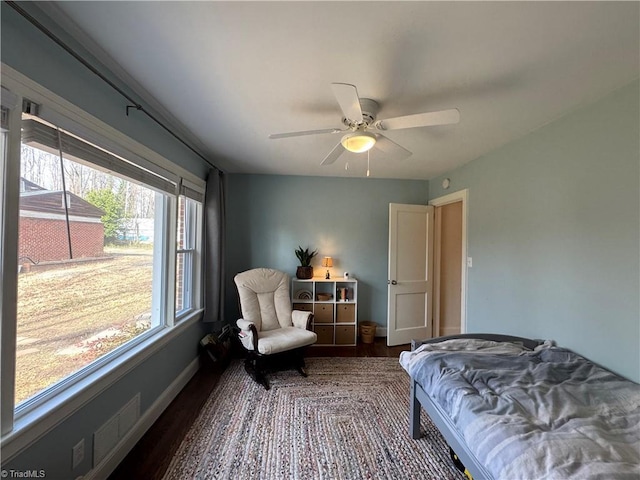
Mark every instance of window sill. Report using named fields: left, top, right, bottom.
left=0, top=309, right=203, bottom=462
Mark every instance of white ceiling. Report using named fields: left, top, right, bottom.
left=49, top=1, right=639, bottom=180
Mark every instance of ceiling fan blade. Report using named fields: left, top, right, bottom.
left=373, top=134, right=412, bottom=160
left=374, top=108, right=460, bottom=131
left=320, top=142, right=346, bottom=165
left=269, top=127, right=344, bottom=139
left=331, top=83, right=363, bottom=123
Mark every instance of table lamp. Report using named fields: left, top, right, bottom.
left=322, top=257, right=333, bottom=279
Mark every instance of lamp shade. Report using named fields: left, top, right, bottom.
left=341, top=132, right=376, bottom=153
left=322, top=257, right=333, bottom=268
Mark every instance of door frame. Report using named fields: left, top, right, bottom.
left=429, top=189, right=468, bottom=335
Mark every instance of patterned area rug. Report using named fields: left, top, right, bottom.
left=163, top=357, right=466, bottom=480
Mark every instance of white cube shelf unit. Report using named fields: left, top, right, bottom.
left=291, top=277, right=358, bottom=346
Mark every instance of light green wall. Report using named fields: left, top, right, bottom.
left=225, top=174, right=429, bottom=328
left=429, top=80, right=640, bottom=381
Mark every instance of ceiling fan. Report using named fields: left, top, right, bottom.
left=269, top=83, right=460, bottom=166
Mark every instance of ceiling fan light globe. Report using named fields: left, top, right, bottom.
left=341, top=132, right=376, bottom=153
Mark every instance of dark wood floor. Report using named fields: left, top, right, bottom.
left=108, top=338, right=409, bottom=480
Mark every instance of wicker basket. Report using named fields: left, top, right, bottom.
left=359, top=321, right=377, bottom=344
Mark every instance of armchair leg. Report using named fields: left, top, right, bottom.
left=256, top=369, right=271, bottom=390
left=295, top=350, right=308, bottom=377
left=244, top=355, right=271, bottom=390
left=242, top=348, right=310, bottom=389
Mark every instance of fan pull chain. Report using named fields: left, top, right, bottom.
left=366, top=150, right=371, bottom=177
left=345, top=161, right=349, bottom=171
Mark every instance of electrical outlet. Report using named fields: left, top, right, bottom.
left=72, top=438, right=85, bottom=469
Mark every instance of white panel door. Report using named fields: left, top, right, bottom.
left=387, top=203, right=434, bottom=346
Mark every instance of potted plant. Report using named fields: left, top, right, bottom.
left=295, top=246, right=318, bottom=279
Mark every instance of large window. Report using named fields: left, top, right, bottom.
left=1, top=74, right=205, bottom=442
left=16, top=117, right=170, bottom=407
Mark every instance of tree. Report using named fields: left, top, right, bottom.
left=86, top=188, right=127, bottom=242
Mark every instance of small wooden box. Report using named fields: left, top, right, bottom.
left=336, top=303, right=355, bottom=323
left=314, top=325, right=334, bottom=345
left=314, top=304, right=334, bottom=323
left=292, top=303, right=313, bottom=312
left=335, top=325, right=356, bottom=345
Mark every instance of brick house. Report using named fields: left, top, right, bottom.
left=19, top=177, right=105, bottom=263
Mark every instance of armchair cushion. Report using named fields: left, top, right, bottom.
left=235, top=269, right=293, bottom=331
left=256, top=326, right=317, bottom=355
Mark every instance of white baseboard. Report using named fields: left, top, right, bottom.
left=83, top=356, right=200, bottom=480
left=375, top=326, right=387, bottom=337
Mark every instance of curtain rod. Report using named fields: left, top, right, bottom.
left=6, top=1, right=221, bottom=173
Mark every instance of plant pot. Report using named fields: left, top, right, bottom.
left=296, top=266, right=313, bottom=279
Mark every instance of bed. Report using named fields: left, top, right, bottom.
left=399, top=333, right=640, bottom=480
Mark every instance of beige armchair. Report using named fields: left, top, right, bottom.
left=234, top=268, right=317, bottom=389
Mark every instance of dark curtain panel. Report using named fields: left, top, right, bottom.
left=203, top=168, right=225, bottom=323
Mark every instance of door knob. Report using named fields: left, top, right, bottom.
left=391, top=280, right=398, bottom=285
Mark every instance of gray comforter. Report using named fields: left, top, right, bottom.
left=399, top=339, right=640, bottom=479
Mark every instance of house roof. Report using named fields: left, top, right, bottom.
left=19, top=178, right=104, bottom=219
left=20, top=177, right=46, bottom=193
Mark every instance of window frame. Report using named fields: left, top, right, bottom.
left=0, top=64, right=206, bottom=460
left=1, top=84, right=22, bottom=438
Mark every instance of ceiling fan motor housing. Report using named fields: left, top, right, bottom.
left=342, top=98, right=379, bottom=128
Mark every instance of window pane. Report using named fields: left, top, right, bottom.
left=176, top=251, right=192, bottom=313
left=16, top=117, right=165, bottom=406
left=176, top=196, right=199, bottom=317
